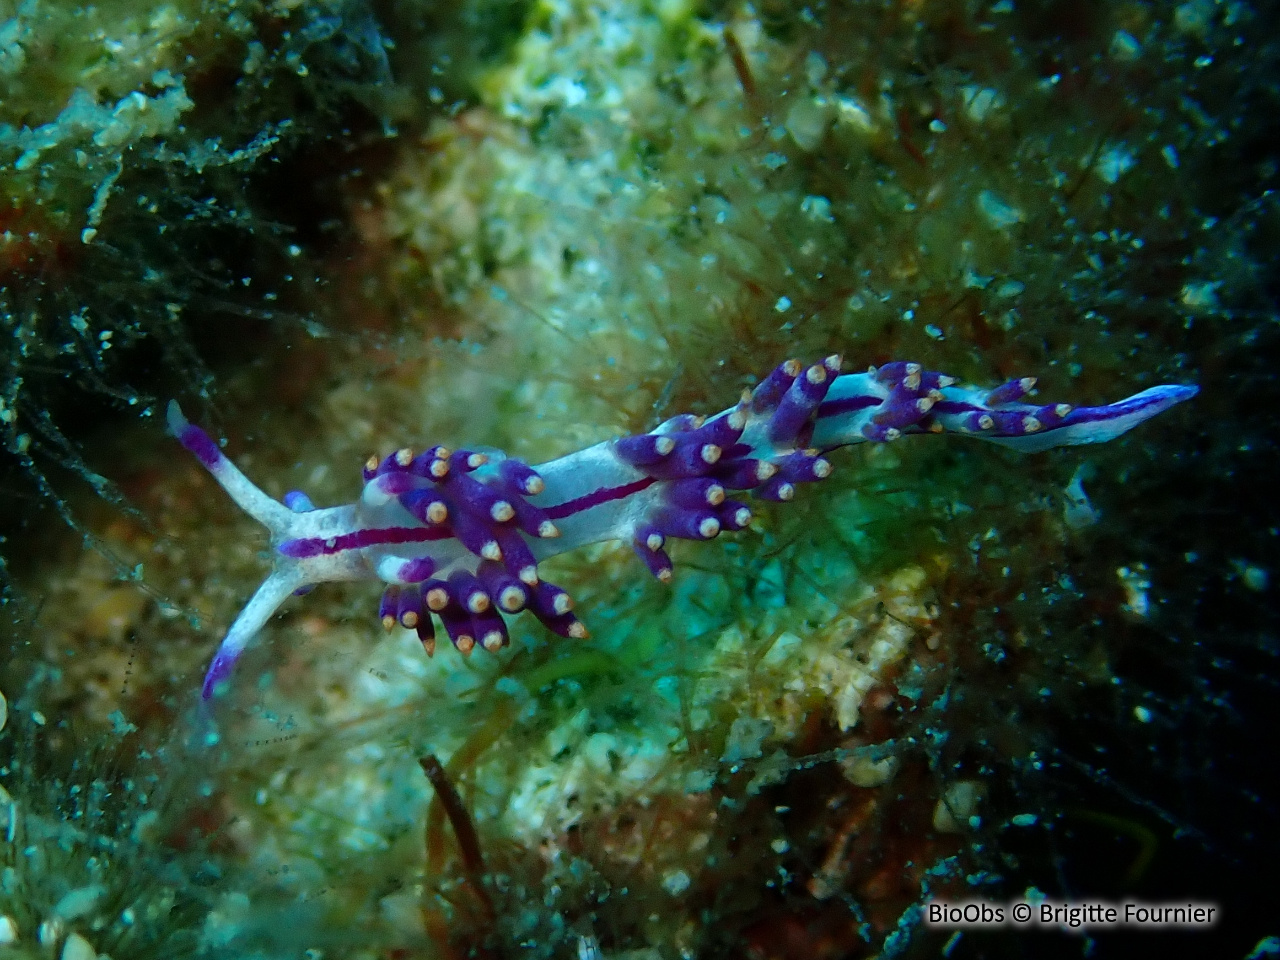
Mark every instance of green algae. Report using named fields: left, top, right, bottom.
left=2, top=0, right=1272, bottom=955
left=0, top=0, right=400, bottom=604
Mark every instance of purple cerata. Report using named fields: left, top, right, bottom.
left=170, top=357, right=1196, bottom=704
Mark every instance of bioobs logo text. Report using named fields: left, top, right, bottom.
left=926, top=902, right=1006, bottom=926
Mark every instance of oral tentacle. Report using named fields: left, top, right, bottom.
left=168, top=401, right=294, bottom=535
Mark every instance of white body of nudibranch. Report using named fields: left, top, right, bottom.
left=170, top=356, right=1196, bottom=704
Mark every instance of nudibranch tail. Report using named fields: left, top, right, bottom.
left=976, top=383, right=1200, bottom=453
left=171, top=360, right=1196, bottom=706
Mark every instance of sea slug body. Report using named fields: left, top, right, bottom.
left=170, top=358, right=1196, bottom=704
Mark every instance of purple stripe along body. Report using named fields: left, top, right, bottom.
left=168, top=356, right=1196, bottom=706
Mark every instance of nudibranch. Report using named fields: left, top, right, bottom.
left=170, top=358, right=1196, bottom=703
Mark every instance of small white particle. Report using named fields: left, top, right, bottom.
left=960, top=85, right=1004, bottom=122
left=1095, top=144, right=1137, bottom=184
left=1133, top=705, right=1153, bottom=723
left=661, top=869, right=691, bottom=896
left=774, top=295, right=792, bottom=313
left=38, top=920, right=62, bottom=948
left=976, top=189, right=1024, bottom=229
left=1117, top=565, right=1151, bottom=617
left=60, top=931, right=97, bottom=960
left=1110, top=29, right=1141, bottom=61
left=800, top=195, right=834, bottom=222
left=834, top=95, right=875, bottom=133
left=54, top=885, right=106, bottom=922
left=1236, top=562, right=1268, bottom=592
left=1064, top=466, right=1100, bottom=530
left=1175, top=0, right=1213, bottom=36
left=1180, top=280, right=1220, bottom=311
